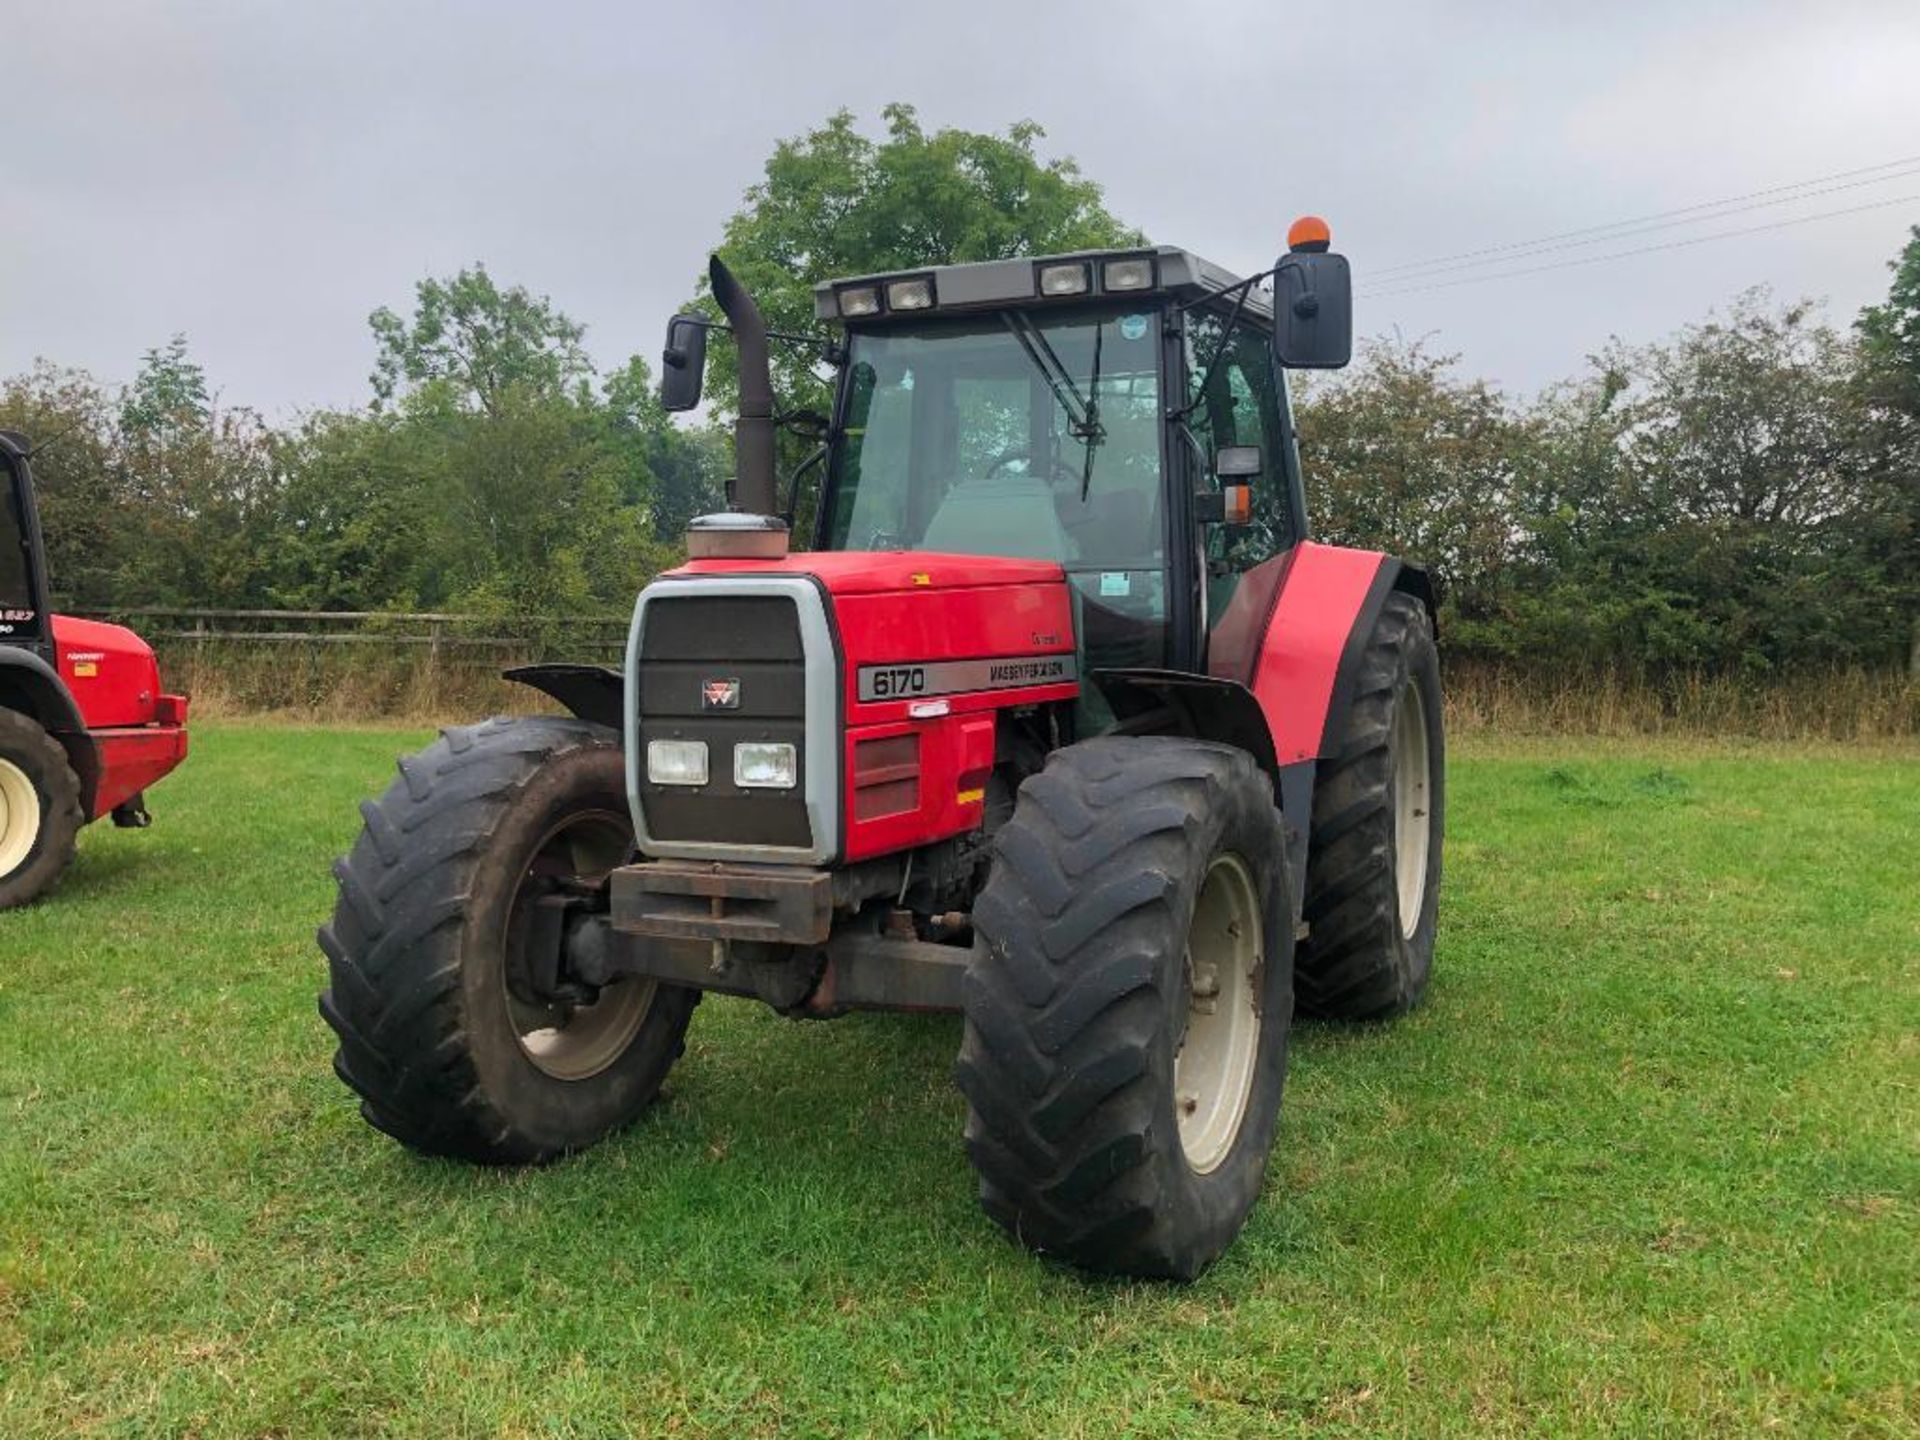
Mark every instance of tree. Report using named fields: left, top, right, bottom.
left=414, top=385, right=658, bottom=615
left=1296, top=339, right=1528, bottom=644
left=112, top=336, right=280, bottom=608
left=599, top=356, right=725, bottom=540
left=1853, top=225, right=1920, bottom=672
left=119, top=334, right=209, bottom=442
left=1857, top=224, right=1920, bottom=422
left=369, top=266, right=594, bottom=416
left=1498, top=293, right=1906, bottom=671
left=695, top=104, right=1141, bottom=415
left=347, top=268, right=682, bottom=613
left=0, top=364, right=123, bottom=604
left=265, top=408, right=437, bottom=610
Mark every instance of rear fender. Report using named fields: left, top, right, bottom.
left=1228, top=541, right=1432, bottom=766
left=504, top=664, right=623, bottom=734
left=0, top=648, right=100, bottom=811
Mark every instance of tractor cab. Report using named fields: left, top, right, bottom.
left=665, top=233, right=1353, bottom=692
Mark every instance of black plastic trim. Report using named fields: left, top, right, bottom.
left=503, top=664, right=624, bottom=733
left=1093, top=667, right=1278, bottom=781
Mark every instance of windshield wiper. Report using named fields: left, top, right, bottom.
left=1079, top=321, right=1103, bottom=501
left=999, top=312, right=1105, bottom=448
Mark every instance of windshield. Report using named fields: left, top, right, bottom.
left=825, top=304, right=1165, bottom=571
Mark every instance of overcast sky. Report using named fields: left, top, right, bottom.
left=4, top=0, right=1917, bottom=417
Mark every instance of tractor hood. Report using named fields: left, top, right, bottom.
left=668, top=550, right=1066, bottom=594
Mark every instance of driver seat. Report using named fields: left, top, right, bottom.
left=920, top=474, right=1072, bottom=562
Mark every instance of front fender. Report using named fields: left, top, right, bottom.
left=503, top=664, right=624, bottom=733
left=1094, top=668, right=1279, bottom=782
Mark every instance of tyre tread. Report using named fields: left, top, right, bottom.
left=1296, top=593, right=1443, bottom=1020
left=959, top=736, right=1282, bottom=1278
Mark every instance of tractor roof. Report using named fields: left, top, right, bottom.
left=812, top=245, right=1269, bottom=326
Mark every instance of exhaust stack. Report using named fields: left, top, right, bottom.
left=708, top=254, right=777, bottom=518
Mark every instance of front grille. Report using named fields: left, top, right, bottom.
left=634, top=593, right=812, bottom=850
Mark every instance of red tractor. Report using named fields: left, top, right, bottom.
left=320, top=222, right=1443, bottom=1279
left=0, top=431, right=191, bottom=908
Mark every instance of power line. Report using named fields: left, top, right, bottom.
left=1367, top=165, right=1920, bottom=283
left=1359, top=191, right=1920, bottom=301
left=1368, top=153, right=1920, bottom=279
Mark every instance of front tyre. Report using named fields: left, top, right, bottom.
left=0, top=709, right=83, bottom=911
left=1297, top=591, right=1445, bottom=1019
left=959, top=737, right=1294, bottom=1281
left=318, top=716, right=698, bottom=1163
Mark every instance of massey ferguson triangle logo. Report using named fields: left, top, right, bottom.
left=702, top=677, right=741, bottom=710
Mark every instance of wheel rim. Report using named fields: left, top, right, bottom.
left=1393, top=678, right=1432, bottom=939
left=0, top=757, right=41, bottom=879
left=502, top=809, right=655, bottom=1081
left=1174, top=853, right=1263, bottom=1174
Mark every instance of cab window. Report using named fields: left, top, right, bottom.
left=1, top=466, right=40, bottom=634
left=1183, top=308, right=1293, bottom=573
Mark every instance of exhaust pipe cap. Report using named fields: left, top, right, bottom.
left=686, top=511, right=790, bottom=560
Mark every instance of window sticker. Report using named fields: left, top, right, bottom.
left=1099, top=571, right=1132, bottom=597
left=1118, top=314, right=1148, bottom=342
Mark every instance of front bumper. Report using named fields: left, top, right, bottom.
left=610, top=859, right=834, bottom=945
left=587, top=858, right=970, bottom=1014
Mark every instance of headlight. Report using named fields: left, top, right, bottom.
left=734, top=741, right=798, bottom=790
left=647, top=739, right=709, bottom=786
left=886, top=276, right=935, bottom=311
left=1037, top=261, right=1090, bottom=296
left=1102, top=256, right=1155, bottom=292
left=837, top=285, right=882, bottom=318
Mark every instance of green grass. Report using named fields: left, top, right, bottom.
left=2, top=726, right=1916, bottom=1437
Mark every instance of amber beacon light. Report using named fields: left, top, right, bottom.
left=1287, top=215, right=1332, bottom=253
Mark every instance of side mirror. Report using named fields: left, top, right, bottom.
left=1214, top=445, right=1261, bottom=478
left=1196, top=446, right=1259, bottom=527
left=1271, top=251, right=1352, bottom=369
left=660, top=314, right=709, bottom=412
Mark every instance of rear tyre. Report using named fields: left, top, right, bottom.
left=0, top=709, right=83, bottom=910
left=1297, top=591, right=1445, bottom=1020
left=318, top=716, right=698, bottom=1164
left=959, top=736, right=1294, bottom=1280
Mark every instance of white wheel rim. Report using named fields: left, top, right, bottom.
left=1392, top=679, right=1432, bottom=939
left=1174, top=853, right=1263, bottom=1174
left=0, top=757, right=42, bottom=879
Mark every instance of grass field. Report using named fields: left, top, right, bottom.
left=2, top=725, right=1915, bottom=1437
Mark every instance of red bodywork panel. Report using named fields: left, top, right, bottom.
left=50, top=614, right=191, bottom=819
left=671, top=552, right=1076, bottom=862
left=1208, top=541, right=1392, bottom=765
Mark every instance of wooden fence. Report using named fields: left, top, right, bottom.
left=67, top=606, right=631, bottom=651
left=64, top=607, right=634, bottom=717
